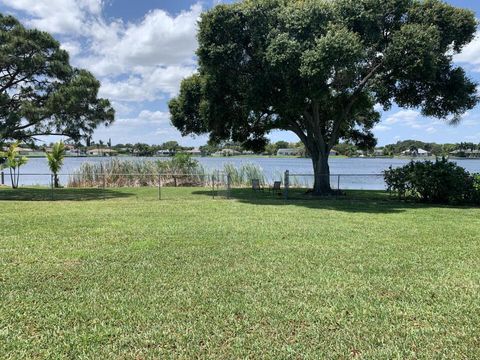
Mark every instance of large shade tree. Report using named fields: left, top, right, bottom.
left=169, top=0, right=478, bottom=194
left=0, top=14, right=114, bottom=145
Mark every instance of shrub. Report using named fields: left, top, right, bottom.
left=473, top=174, right=480, bottom=204
left=384, top=159, right=479, bottom=205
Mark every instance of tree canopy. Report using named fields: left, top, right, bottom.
left=169, top=0, right=478, bottom=193
left=0, top=14, right=114, bottom=145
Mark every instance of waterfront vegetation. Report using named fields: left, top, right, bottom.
left=68, top=156, right=268, bottom=188
left=1, top=188, right=479, bottom=358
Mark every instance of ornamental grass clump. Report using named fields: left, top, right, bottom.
left=223, top=163, right=265, bottom=186
left=68, top=154, right=206, bottom=188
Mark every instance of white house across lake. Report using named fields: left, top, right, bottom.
left=87, top=148, right=118, bottom=156
left=401, top=148, right=431, bottom=157
left=277, top=148, right=302, bottom=156
left=449, top=149, right=480, bottom=158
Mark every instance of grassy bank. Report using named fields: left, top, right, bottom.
left=1, top=188, right=479, bottom=358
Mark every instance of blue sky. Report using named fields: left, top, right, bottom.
left=1, top=0, right=479, bottom=146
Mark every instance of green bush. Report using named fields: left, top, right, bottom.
left=473, top=174, right=480, bottom=204
left=384, top=159, right=479, bottom=205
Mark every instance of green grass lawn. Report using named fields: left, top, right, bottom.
left=1, top=188, right=479, bottom=358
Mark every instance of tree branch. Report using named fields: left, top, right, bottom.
left=328, top=60, right=385, bottom=149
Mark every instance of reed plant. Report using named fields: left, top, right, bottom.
left=68, top=155, right=207, bottom=188
left=68, top=158, right=271, bottom=188
left=223, top=163, right=265, bottom=187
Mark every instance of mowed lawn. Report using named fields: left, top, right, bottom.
left=1, top=188, right=479, bottom=359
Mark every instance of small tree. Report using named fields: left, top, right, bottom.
left=2, top=142, right=28, bottom=188
left=46, top=142, right=66, bottom=188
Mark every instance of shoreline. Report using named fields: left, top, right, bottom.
left=22, top=154, right=480, bottom=161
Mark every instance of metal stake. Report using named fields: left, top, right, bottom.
left=337, top=175, right=341, bottom=199
left=158, top=173, right=161, bottom=200
left=227, top=173, right=231, bottom=199
left=284, top=170, right=289, bottom=200
left=212, top=174, right=215, bottom=199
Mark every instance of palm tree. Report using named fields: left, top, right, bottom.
left=46, top=142, right=66, bottom=188
left=3, top=142, right=28, bottom=189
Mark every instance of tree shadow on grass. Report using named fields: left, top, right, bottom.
left=0, top=187, right=134, bottom=201
left=193, top=188, right=478, bottom=214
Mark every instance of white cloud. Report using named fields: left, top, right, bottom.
left=61, top=41, right=82, bottom=58
left=138, top=110, right=170, bottom=124
left=113, top=110, right=170, bottom=126
left=385, top=109, right=421, bottom=126
left=0, top=0, right=102, bottom=34
left=92, top=109, right=204, bottom=145
left=464, top=132, right=480, bottom=142
left=144, top=66, right=196, bottom=96
left=78, top=4, right=202, bottom=77
left=99, top=76, right=161, bottom=102
left=109, top=6, right=200, bottom=68
left=4, top=0, right=201, bottom=101
left=463, top=119, right=478, bottom=127
left=155, top=129, right=171, bottom=136
left=98, top=65, right=195, bottom=102
left=454, top=31, right=480, bottom=72
left=110, top=101, right=133, bottom=117
left=373, top=124, right=390, bottom=132
left=383, top=109, right=448, bottom=133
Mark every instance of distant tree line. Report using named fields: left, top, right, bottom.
left=4, top=138, right=480, bottom=158
left=332, top=140, right=480, bottom=157
left=380, top=140, right=480, bottom=157
left=110, top=141, right=188, bottom=156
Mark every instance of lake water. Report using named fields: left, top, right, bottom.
left=3, top=156, right=480, bottom=190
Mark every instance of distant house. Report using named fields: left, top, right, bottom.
left=87, top=148, right=117, bottom=156
left=449, top=149, right=480, bottom=158
left=17, top=147, right=34, bottom=156
left=65, top=149, right=81, bottom=156
left=215, top=149, right=241, bottom=156
left=185, top=148, right=201, bottom=156
left=277, top=148, right=301, bottom=156
left=156, top=150, right=173, bottom=156
left=372, top=148, right=384, bottom=157
left=329, top=150, right=339, bottom=156
left=417, top=148, right=431, bottom=157
left=401, top=148, right=431, bottom=157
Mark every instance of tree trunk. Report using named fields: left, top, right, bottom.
left=10, top=167, right=16, bottom=189
left=311, top=149, right=332, bottom=195
left=54, top=174, right=59, bottom=188
left=15, top=167, right=20, bottom=189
